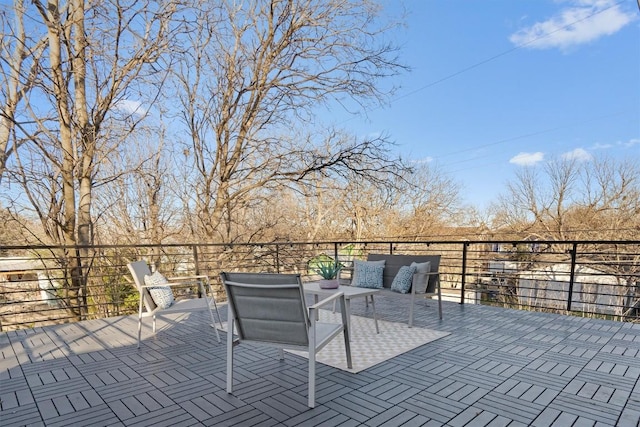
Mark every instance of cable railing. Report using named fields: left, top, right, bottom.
left=1, top=240, right=638, bottom=331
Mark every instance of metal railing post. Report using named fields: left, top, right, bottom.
left=193, top=244, right=202, bottom=298
left=567, top=243, right=578, bottom=311
left=193, top=244, right=200, bottom=276
left=461, top=242, right=468, bottom=304
left=275, top=244, right=281, bottom=273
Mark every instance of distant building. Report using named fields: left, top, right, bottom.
left=0, top=257, right=58, bottom=305
left=518, top=264, right=624, bottom=315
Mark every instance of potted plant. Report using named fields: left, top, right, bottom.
left=314, top=260, right=342, bottom=289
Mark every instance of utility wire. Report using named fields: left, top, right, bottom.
left=344, top=0, right=634, bottom=166
left=437, top=109, right=634, bottom=163
left=390, top=0, right=627, bottom=104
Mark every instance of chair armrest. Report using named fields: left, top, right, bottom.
left=166, top=275, right=209, bottom=281
left=411, top=271, right=440, bottom=295
left=139, top=281, right=197, bottom=288
left=308, top=291, right=345, bottom=311
left=308, top=292, right=349, bottom=330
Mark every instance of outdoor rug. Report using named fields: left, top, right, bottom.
left=285, top=310, right=450, bottom=373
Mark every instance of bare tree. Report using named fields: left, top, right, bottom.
left=1, top=0, right=180, bottom=319
left=94, top=129, right=183, bottom=247
left=389, top=163, right=462, bottom=239
left=494, top=157, right=639, bottom=240
left=0, top=0, right=46, bottom=179
left=169, top=0, right=410, bottom=243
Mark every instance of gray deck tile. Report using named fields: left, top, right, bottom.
left=619, top=407, right=640, bottom=427
left=389, top=367, right=443, bottom=389
left=2, top=299, right=640, bottom=426
left=448, top=406, right=492, bottom=427
left=449, top=367, right=506, bottom=389
left=314, top=382, right=354, bottom=404
left=0, top=402, right=44, bottom=426
left=181, top=396, right=224, bottom=420
left=279, top=406, right=338, bottom=426
left=205, top=405, right=275, bottom=426
left=404, top=392, right=467, bottom=423
left=323, top=399, right=376, bottom=423
left=47, top=406, right=120, bottom=427
left=473, top=390, right=545, bottom=425
left=364, top=405, right=424, bottom=427
left=94, top=378, right=157, bottom=403
left=375, top=383, right=418, bottom=404
left=30, top=376, right=93, bottom=401
left=120, top=404, right=198, bottom=427
left=549, top=392, right=621, bottom=424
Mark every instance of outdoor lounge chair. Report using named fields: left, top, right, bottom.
left=128, top=261, right=222, bottom=348
left=220, top=272, right=352, bottom=408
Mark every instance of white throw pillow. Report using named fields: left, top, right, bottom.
left=410, top=261, right=431, bottom=294
left=144, top=271, right=174, bottom=309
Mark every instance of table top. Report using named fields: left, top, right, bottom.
left=303, top=281, right=380, bottom=298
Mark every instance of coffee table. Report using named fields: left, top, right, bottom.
left=303, top=282, right=379, bottom=334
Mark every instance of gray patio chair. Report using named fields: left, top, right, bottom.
left=220, top=272, right=352, bottom=408
left=128, top=261, right=222, bottom=348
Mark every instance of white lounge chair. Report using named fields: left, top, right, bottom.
left=128, top=261, right=222, bottom=348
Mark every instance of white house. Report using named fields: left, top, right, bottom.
left=0, top=257, right=58, bottom=305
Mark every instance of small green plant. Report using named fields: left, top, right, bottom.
left=314, top=261, right=342, bottom=280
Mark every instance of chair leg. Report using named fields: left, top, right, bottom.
left=137, top=296, right=143, bottom=349
left=339, top=296, right=353, bottom=370
left=211, top=297, right=224, bottom=331
left=437, top=278, right=443, bottom=320
left=409, top=293, right=415, bottom=328
left=308, top=314, right=317, bottom=408
left=370, top=296, right=379, bottom=334
left=206, top=299, right=221, bottom=343
left=226, top=315, right=234, bottom=394
left=308, top=344, right=315, bottom=408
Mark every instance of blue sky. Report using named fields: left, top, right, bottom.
left=331, top=0, right=640, bottom=209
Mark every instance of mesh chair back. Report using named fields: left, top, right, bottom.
left=221, top=272, right=309, bottom=347
left=128, top=261, right=158, bottom=311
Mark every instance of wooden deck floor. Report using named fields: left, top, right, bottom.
left=1, top=296, right=639, bottom=426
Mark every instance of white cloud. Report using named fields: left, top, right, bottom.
left=509, top=152, right=544, bottom=166
left=412, top=157, right=434, bottom=164
left=623, top=138, right=640, bottom=148
left=591, top=142, right=613, bottom=150
left=591, top=138, right=639, bottom=149
left=114, top=99, right=147, bottom=116
left=561, top=147, right=592, bottom=161
left=509, top=0, right=636, bottom=51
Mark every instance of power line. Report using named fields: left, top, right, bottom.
left=343, top=0, right=634, bottom=165
left=436, top=109, right=634, bottom=163
left=388, top=0, right=627, bottom=107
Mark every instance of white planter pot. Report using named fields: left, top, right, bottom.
left=319, top=279, right=339, bottom=289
